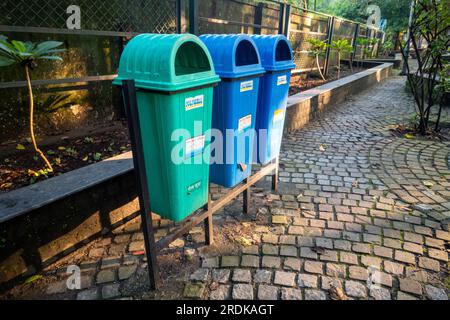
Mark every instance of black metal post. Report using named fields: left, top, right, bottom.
left=271, top=157, right=279, bottom=192
left=324, top=16, right=335, bottom=76
left=176, top=0, right=183, bottom=34
left=278, top=3, right=286, bottom=35
left=283, top=4, right=291, bottom=37
left=204, top=193, right=213, bottom=245
left=189, top=0, right=199, bottom=35
left=243, top=178, right=250, bottom=214
left=352, top=23, right=360, bottom=62
left=254, top=3, right=264, bottom=35
left=121, top=80, right=160, bottom=290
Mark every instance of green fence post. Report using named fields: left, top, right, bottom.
left=283, top=4, right=291, bottom=37
left=278, top=3, right=286, bottom=35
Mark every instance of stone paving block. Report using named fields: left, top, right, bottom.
left=397, top=291, right=418, bottom=300
left=254, top=270, right=272, bottom=284
left=281, top=288, right=303, bottom=300
left=299, top=247, right=318, bottom=259
left=342, top=231, right=360, bottom=242
left=383, top=229, right=402, bottom=239
left=424, top=237, right=444, bottom=249
left=435, top=230, right=450, bottom=241
left=319, top=249, right=339, bottom=262
left=272, top=215, right=289, bottom=225
left=257, top=285, right=279, bottom=300
left=210, top=285, right=230, bottom=300
left=315, top=237, right=333, bottom=249
left=190, top=268, right=210, bottom=282
left=101, top=257, right=121, bottom=269
left=261, top=256, right=281, bottom=269
left=345, top=280, right=367, bottom=298
left=304, top=289, right=327, bottom=300
left=427, top=248, right=448, bottom=262
left=280, top=245, right=297, bottom=257
left=352, top=243, right=371, bottom=254
left=89, top=248, right=104, bottom=259
left=424, top=285, right=448, bottom=300
left=283, top=258, right=302, bottom=271
left=184, top=282, right=206, bottom=299
left=394, top=250, right=416, bottom=265
left=241, top=255, right=260, bottom=268
left=202, top=257, right=219, bottom=268
left=128, top=241, right=145, bottom=253
left=221, top=256, right=240, bottom=267
left=102, top=283, right=121, bottom=299
left=118, top=265, right=137, bottom=281
left=340, top=252, right=358, bottom=265
left=414, top=225, right=432, bottom=236
left=262, top=244, right=279, bottom=255
left=383, top=261, right=405, bottom=275
left=232, top=269, right=252, bottom=283
left=297, top=236, right=314, bottom=247
left=274, top=271, right=296, bottom=287
left=399, top=278, right=422, bottom=295
left=321, top=276, right=342, bottom=290
left=363, top=233, right=382, bottom=245
left=262, top=234, right=279, bottom=244
left=77, top=288, right=99, bottom=300
left=404, top=232, right=423, bottom=244
left=369, top=286, right=391, bottom=300
left=403, top=242, right=423, bottom=255
left=212, top=269, right=231, bottom=284
left=349, top=266, right=369, bottom=281
left=373, top=245, right=393, bottom=259
left=304, top=261, right=324, bottom=274
left=242, top=245, right=259, bottom=255
left=418, top=257, right=440, bottom=272
left=324, top=229, right=342, bottom=239
left=288, top=226, right=304, bottom=235
left=232, top=284, right=254, bottom=300
left=370, top=270, right=392, bottom=287
left=383, top=238, right=402, bottom=249
left=96, top=270, right=115, bottom=284
left=279, top=235, right=297, bottom=245
left=361, top=255, right=382, bottom=269
left=326, top=263, right=346, bottom=278
left=334, top=240, right=351, bottom=251
left=297, top=274, right=318, bottom=288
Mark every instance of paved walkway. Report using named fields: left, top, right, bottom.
left=3, top=76, right=449, bottom=300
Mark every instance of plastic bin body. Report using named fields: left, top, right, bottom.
left=250, top=35, right=296, bottom=164
left=200, top=34, right=265, bottom=188
left=113, top=34, right=220, bottom=222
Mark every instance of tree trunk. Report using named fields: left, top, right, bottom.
left=25, top=65, right=53, bottom=172
left=337, top=52, right=341, bottom=79
left=316, top=55, right=326, bottom=81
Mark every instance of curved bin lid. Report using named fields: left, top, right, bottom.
left=199, top=34, right=265, bottom=79
left=249, top=35, right=296, bottom=72
left=113, top=33, right=220, bottom=92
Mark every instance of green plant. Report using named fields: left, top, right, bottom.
left=307, top=38, right=328, bottom=81
left=399, top=0, right=450, bottom=135
left=331, top=39, right=354, bottom=78
left=0, top=36, right=65, bottom=172
left=381, top=40, right=394, bottom=56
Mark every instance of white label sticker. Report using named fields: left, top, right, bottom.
left=277, top=75, right=287, bottom=86
left=238, top=114, right=252, bottom=132
left=273, top=109, right=284, bottom=123
left=185, top=95, right=204, bottom=111
left=185, top=135, right=205, bottom=158
left=240, top=80, right=253, bottom=92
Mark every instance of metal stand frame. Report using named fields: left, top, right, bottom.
left=121, top=79, right=279, bottom=290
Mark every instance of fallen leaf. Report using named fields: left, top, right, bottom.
left=319, top=144, right=326, bottom=151
left=423, top=180, right=434, bottom=187
left=82, top=156, right=89, bottom=162
left=58, top=146, right=66, bottom=151
left=404, top=133, right=414, bottom=139
left=0, top=182, right=12, bottom=189
left=329, top=285, right=347, bottom=300
left=237, top=236, right=253, bottom=247
left=16, top=144, right=26, bottom=150
left=24, top=274, right=42, bottom=284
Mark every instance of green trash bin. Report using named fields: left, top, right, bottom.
left=113, top=34, right=220, bottom=222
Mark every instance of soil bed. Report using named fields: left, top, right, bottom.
left=289, top=65, right=367, bottom=95
left=0, top=125, right=131, bottom=193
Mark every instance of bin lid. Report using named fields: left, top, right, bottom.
left=199, top=34, right=265, bottom=79
left=250, top=35, right=296, bottom=72
left=113, top=34, right=220, bottom=92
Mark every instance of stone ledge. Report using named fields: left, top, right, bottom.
left=0, top=152, right=133, bottom=223
left=285, top=62, right=393, bottom=132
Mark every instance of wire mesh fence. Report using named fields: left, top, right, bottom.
left=0, top=0, right=385, bottom=85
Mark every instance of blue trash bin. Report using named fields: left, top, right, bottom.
left=250, top=35, right=296, bottom=165
left=200, top=34, right=265, bottom=188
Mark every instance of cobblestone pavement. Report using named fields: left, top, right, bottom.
left=2, top=76, right=449, bottom=300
